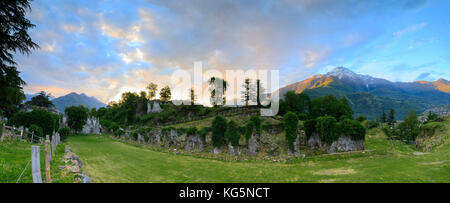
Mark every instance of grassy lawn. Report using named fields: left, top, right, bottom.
left=0, top=140, right=74, bottom=183
left=67, top=132, right=450, bottom=183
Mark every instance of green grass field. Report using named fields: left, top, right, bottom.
left=66, top=129, right=450, bottom=183
left=0, top=140, right=74, bottom=183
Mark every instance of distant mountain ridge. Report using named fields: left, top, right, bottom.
left=50, top=92, right=106, bottom=113
left=277, top=67, right=450, bottom=120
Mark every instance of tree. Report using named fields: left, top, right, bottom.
left=146, top=82, right=158, bottom=100
left=426, top=111, right=438, bottom=121
left=26, top=91, right=54, bottom=108
left=159, top=85, right=172, bottom=102
left=188, top=88, right=196, bottom=105
left=120, top=92, right=138, bottom=125
left=387, top=109, right=395, bottom=126
left=279, top=91, right=311, bottom=117
left=226, top=120, right=240, bottom=147
left=58, top=126, right=70, bottom=141
left=0, top=0, right=38, bottom=118
left=211, top=116, right=227, bottom=148
left=397, top=110, right=419, bottom=142
left=241, top=78, right=255, bottom=106
left=65, top=105, right=89, bottom=133
left=256, top=79, right=263, bottom=107
left=284, top=111, right=298, bottom=152
left=381, top=110, right=387, bottom=123
left=208, top=77, right=227, bottom=107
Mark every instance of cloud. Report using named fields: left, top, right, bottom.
left=15, top=0, right=435, bottom=103
left=393, top=23, right=427, bottom=37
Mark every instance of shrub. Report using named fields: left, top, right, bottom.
left=284, top=111, right=298, bottom=151
left=29, top=124, right=43, bottom=138
left=211, top=116, right=227, bottom=148
left=58, top=127, right=70, bottom=141
left=186, top=127, right=197, bottom=136
left=338, top=119, right=366, bottom=141
left=250, top=115, right=261, bottom=136
left=198, top=127, right=208, bottom=142
left=316, top=115, right=338, bottom=145
left=303, top=119, right=316, bottom=140
left=356, top=115, right=367, bottom=122
left=226, top=120, right=240, bottom=147
left=65, top=105, right=89, bottom=133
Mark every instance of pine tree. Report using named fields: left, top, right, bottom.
left=388, top=109, right=395, bottom=126
left=381, top=110, right=387, bottom=123
left=188, top=88, right=196, bottom=105
left=1, top=0, right=39, bottom=118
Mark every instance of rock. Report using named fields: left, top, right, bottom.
left=228, top=142, right=237, bottom=155
left=82, top=174, right=92, bottom=183
left=58, top=165, right=66, bottom=170
left=64, top=148, right=71, bottom=153
left=326, top=135, right=364, bottom=153
left=70, top=165, right=80, bottom=173
left=287, top=131, right=301, bottom=157
left=147, top=100, right=163, bottom=113
left=213, top=147, right=221, bottom=154
left=247, top=128, right=259, bottom=156
left=185, top=134, right=196, bottom=151
left=81, top=116, right=102, bottom=135
left=307, top=132, right=323, bottom=148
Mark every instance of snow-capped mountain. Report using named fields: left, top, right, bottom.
left=276, top=67, right=450, bottom=119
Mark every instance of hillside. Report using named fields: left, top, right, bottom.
left=52, top=92, right=106, bottom=112
left=277, top=67, right=450, bottom=120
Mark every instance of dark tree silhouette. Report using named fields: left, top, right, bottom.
left=0, top=0, right=39, bottom=119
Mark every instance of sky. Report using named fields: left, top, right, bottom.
left=15, top=0, right=450, bottom=104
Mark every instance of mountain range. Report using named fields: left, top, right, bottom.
left=277, top=67, right=450, bottom=120
left=26, top=92, right=106, bottom=113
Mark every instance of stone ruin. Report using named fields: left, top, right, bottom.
left=147, top=100, right=163, bottom=113
left=247, top=128, right=259, bottom=156
left=81, top=116, right=102, bottom=135
left=307, top=132, right=364, bottom=153
left=148, top=128, right=162, bottom=147
left=185, top=133, right=205, bottom=152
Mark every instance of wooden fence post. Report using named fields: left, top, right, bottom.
left=31, top=146, right=42, bottom=183
left=45, top=139, right=51, bottom=183
left=52, top=135, right=55, bottom=158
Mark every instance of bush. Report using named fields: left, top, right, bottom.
left=249, top=115, right=261, bottom=136
left=29, top=124, right=43, bottom=138
left=8, top=109, right=59, bottom=137
left=226, top=120, right=240, bottom=147
left=58, top=127, right=70, bottom=141
left=284, top=112, right=298, bottom=151
left=186, top=127, right=197, bottom=136
left=338, top=119, right=366, bottom=141
left=316, top=115, right=338, bottom=145
left=65, top=105, right=89, bottom=133
left=303, top=119, right=316, bottom=140
left=356, top=115, right=367, bottom=122
left=211, top=116, right=227, bottom=148
left=198, top=127, right=208, bottom=142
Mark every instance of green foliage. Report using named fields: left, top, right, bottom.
left=426, top=111, right=438, bottom=122
left=250, top=115, right=261, bottom=136
left=211, top=116, right=227, bottom=148
left=0, top=0, right=38, bottom=118
left=159, top=86, right=172, bottom=102
left=279, top=91, right=311, bottom=117
left=397, top=110, right=419, bottom=142
left=226, top=120, right=240, bottom=147
left=310, top=95, right=353, bottom=121
left=198, top=127, right=208, bottom=142
left=186, top=127, right=197, bottom=136
left=381, top=110, right=387, bottom=123
left=25, top=91, right=54, bottom=107
left=8, top=109, right=58, bottom=136
left=420, top=122, right=445, bottom=137
left=387, top=109, right=395, bottom=126
left=356, top=115, right=367, bottom=122
left=65, top=105, right=89, bottom=133
left=245, top=121, right=253, bottom=141
left=29, top=124, right=43, bottom=138
left=338, top=119, right=366, bottom=141
left=304, top=119, right=316, bottom=139
left=58, top=127, right=70, bottom=141
left=284, top=112, right=298, bottom=151
left=316, top=115, right=338, bottom=145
